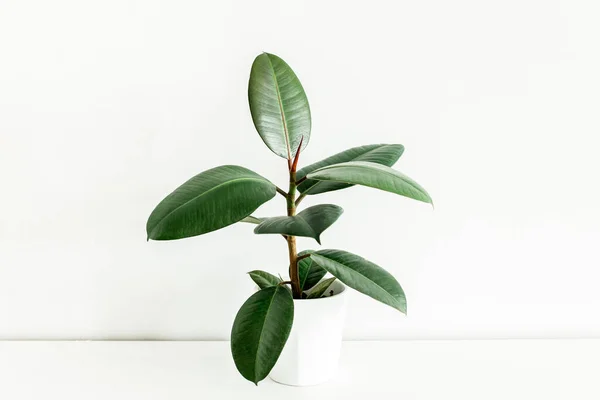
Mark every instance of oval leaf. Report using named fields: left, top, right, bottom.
left=248, top=53, right=311, bottom=159
left=147, top=165, right=276, bottom=240
left=297, top=144, right=404, bottom=195
left=298, top=250, right=326, bottom=291
left=310, top=249, right=407, bottom=313
left=307, top=161, right=432, bottom=204
left=253, top=204, right=343, bottom=244
left=231, top=286, right=294, bottom=384
left=248, top=270, right=281, bottom=289
left=306, top=277, right=336, bottom=299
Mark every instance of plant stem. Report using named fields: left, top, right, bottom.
left=296, top=253, right=311, bottom=262
left=276, top=186, right=287, bottom=198
left=295, top=193, right=306, bottom=207
left=286, top=139, right=305, bottom=299
left=286, top=170, right=301, bottom=298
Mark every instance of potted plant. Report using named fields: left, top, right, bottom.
left=146, top=52, right=432, bottom=386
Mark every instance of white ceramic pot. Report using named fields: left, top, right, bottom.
left=269, top=280, right=348, bottom=386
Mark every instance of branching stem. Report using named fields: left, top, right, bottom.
left=276, top=186, right=287, bottom=198
left=296, top=253, right=311, bottom=262
left=295, top=193, right=307, bottom=207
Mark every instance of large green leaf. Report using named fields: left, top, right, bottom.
left=253, top=204, right=343, bottom=244
left=298, top=250, right=326, bottom=291
left=231, top=286, right=294, bottom=384
left=248, top=270, right=282, bottom=289
left=307, top=161, right=432, bottom=204
left=306, top=277, right=336, bottom=299
left=147, top=165, right=276, bottom=240
left=297, top=144, right=404, bottom=195
left=248, top=53, right=311, bottom=159
left=310, top=249, right=407, bottom=313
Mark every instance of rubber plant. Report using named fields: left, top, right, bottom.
left=146, top=53, right=432, bottom=385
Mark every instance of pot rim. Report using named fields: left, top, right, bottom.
left=254, top=281, right=347, bottom=301
left=294, top=280, right=347, bottom=302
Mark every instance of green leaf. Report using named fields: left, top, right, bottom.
left=147, top=165, right=276, bottom=240
left=231, top=286, right=294, bottom=384
left=297, top=144, right=404, bottom=195
left=248, top=53, right=311, bottom=159
left=253, top=204, right=343, bottom=244
left=298, top=250, right=326, bottom=291
left=298, top=250, right=327, bottom=291
left=248, top=270, right=282, bottom=289
left=307, top=161, right=432, bottom=204
left=306, top=277, right=336, bottom=299
left=310, top=249, right=407, bottom=313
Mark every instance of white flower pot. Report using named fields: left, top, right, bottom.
left=269, top=280, right=348, bottom=386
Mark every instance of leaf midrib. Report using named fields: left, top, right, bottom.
left=298, top=251, right=315, bottom=290
left=294, top=213, right=318, bottom=237
left=258, top=213, right=317, bottom=238
left=311, top=252, right=401, bottom=308
left=309, top=162, right=428, bottom=200
left=300, top=177, right=349, bottom=195
left=253, top=287, right=280, bottom=383
left=299, top=146, right=394, bottom=194
left=149, top=176, right=271, bottom=238
left=265, top=55, right=291, bottom=160
left=299, top=263, right=309, bottom=289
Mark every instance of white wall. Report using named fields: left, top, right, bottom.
left=1, top=0, right=599, bottom=340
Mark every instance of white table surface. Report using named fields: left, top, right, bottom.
left=0, top=340, right=598, bottom=399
